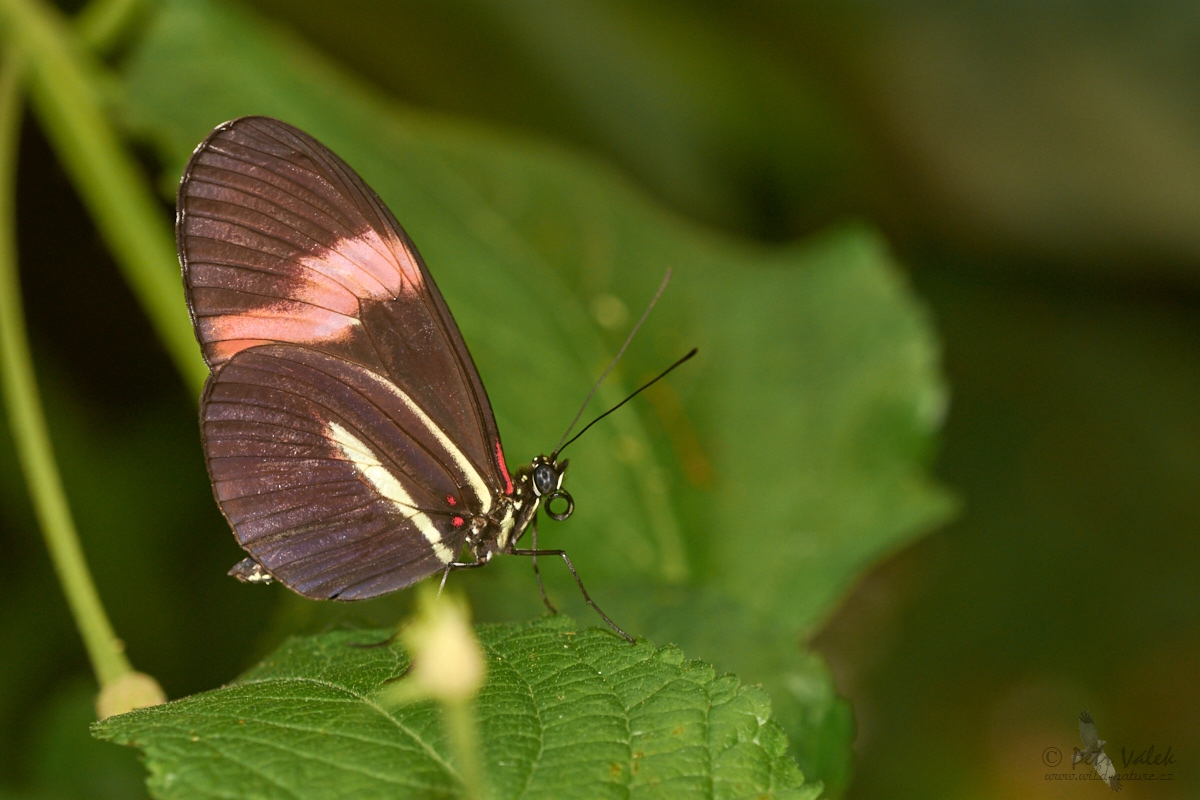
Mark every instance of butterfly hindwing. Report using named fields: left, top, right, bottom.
left=202, top=345, right=486, bottom=599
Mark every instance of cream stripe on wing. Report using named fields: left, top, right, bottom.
left=327, top=421, right=454, bottom=564
left=356, top=370, right=493, bottom=514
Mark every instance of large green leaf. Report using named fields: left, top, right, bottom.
left=94, top=619, right=819, bottom=799
left=113, top=0, right=954, bottom=790
left=120, top=0, right=951, bottom=637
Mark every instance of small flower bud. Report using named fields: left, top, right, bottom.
left=96, top=671, right=166, bottom=720
left=379, top=586, right=485, bottom=706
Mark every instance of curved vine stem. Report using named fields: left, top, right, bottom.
left=0, top=0, right=207, bottom=396
left=0, top=0, right=172, bottom=713
left=0, top=50, right=134, bottom=687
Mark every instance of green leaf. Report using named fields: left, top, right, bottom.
left=118, top=0, right=952, bottom=639
left=94, top=619, right=820, bottom=800
left=112, top=0, right=955, bottom=788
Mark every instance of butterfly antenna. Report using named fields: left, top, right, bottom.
left=554, top=269, right=673, bottom=454
left=556, top=347, right=697, bottom=456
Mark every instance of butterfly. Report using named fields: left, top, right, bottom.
left=177, top=116, right=652, bottom=640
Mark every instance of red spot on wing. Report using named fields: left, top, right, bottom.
left=495, top=440, right=514, bottom=495
left=452, top=516, right=465, bottom=528
left=446, top=495, right=457, bottom=506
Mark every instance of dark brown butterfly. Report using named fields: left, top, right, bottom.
left=178, top=117, right=638, bottom=638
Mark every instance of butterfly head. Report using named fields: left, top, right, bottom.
left=529, top=454, right=572, bottom=521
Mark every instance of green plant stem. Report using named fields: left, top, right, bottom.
left=74, top=0, right=151, bottom=53
left=0, top=0, right=207, bottom=396
left=443, top=700, right=485, bottom=800
left=0, top=51, right=133, bottom=687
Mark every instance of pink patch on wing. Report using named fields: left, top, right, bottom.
left=446, top=495, right=457, bottom=506
left=295, top=228, right=424, bottom=301
left=190, top=226, right=426, bottom=364
left=287, top=271, right=361, bottom=314
left=386, top=235, right=426, bottom=295
left=201, top=305, right=357, bottom=362
left=193, top=264, right=361, bottom=316
left=495, top=440, right=514, bottom=495
left=209, top=339, right=275, bottom=363
left=452, top=516, right=465, bottom=528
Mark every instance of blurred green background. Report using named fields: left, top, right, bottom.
left=1, top=1, right=1197, bottom=799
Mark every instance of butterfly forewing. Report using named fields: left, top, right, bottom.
left=179, top=117, right=512, bottom=598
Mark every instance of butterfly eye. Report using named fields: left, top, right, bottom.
left=532, top=462, right=559, bottom=496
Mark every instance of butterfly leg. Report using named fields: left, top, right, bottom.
left=528, top=517, right=558, bottom=615
left=510, top=548, right=634, bottom=644
left=438, top=559, right=487, bottom=597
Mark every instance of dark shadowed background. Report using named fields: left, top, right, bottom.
left=1, top=2, right=1196, bottom=798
